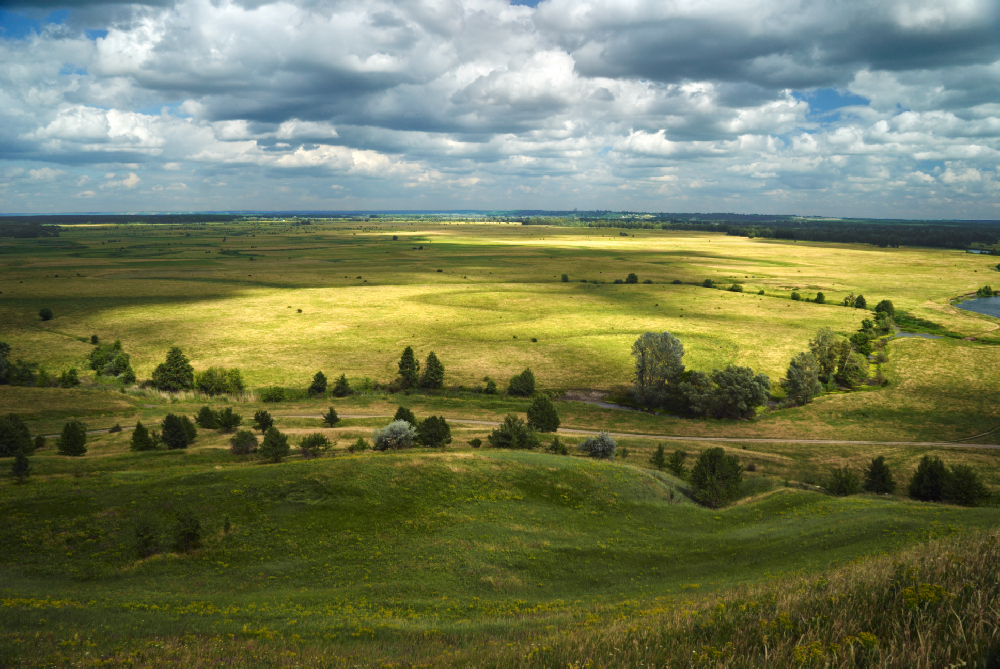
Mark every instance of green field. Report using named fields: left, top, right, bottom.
left=2, top=220, right=999, bottom=666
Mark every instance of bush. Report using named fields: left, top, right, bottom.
left=0, top=413, right=32, bottom=457
left=57, top=420, right=88, bottom=456
left=874, top=299, right=895, bottom=317
left=348, top=437, right=370, bottom=453
left=259, top=386, right=285, bottom=403
left=58, top=368, right=80, bottom=388
left=130, top=420, right=157, bottom=452
left=625, top=273, right=639, bottom=284
left=90, top=334, right=99, bottom=345
left=417, top=416, right=452, bottom=448
left=826, top=466, right=861, bottom=496
left=229, top=429, right=258, bottom=455
left=487, top=414, right=540, bottom=450
left=419, top=352, right=445, bottom=389
left=300, top=433, right=332, bottom=459
left=702, top=279, right=715, bottom=288
left=195, top=367, right=245, bottom=395
left=855, top=294, right=867, bottom=309
left=172, top=509, right=201, bottom=553
left=672, top=279, right=683, bottom=284
left=690, top=447, right=743, bottom=508
left=578, top=432, right=617, bottom=459
left=618, top=447, right=630, bottom=459
left=332, top=374, right=352, bottom=397
left=8, top=359, right=38, bottom=387
left=397, top=346, right=420, bottom=388
left=195, top=406, right=219, bottom=429
left=526, top=395, right=560, bottom=432
left=649, top=444, right=667, bottom=470
left=151, top=347, right=194, bottom=392
left=863, top=456, right=896, bottom=494
left=308, top=371, right=327, bottom=397
left=976, top=285, right=994, bottom=297
left=507, top=368, right=536, bottom=397
left=322, top=406, right=340, bottom=427
left=729, top=283, right=743, bottom=292
left=781, top=351, right=822, bottom=406
left=944, top=465, right=990, bottom=506
left=394, top=406, right=417, bottom=425
left=814, top=292, right=825, bottom=304
left=708, top=365, right=771, bottom=419
left=133, top=515, right=160, bottom=558
left=39, top=308, right=53, bottom=321
left=372, top=420, right=417, bottom=451
left=33, top=434, right=45, bottom=451
left=11, top=450, right=31, bottom=482
left=666, top=450, right=687, bottom=478
left=216, top=407, right=243, bottom=433
left=253, top=409, right=274, bottom=432
left=791, top=291, right=801, bottom=301
left=561, top=274, right=569, bottom=282
left=483, top=377, right=497, bottom=395
left=547, top=436, right=568, bottom=455
left=259, top=426, right=290, bottom=462
left=908, top=455, right=948, bottom=502
left=468, top=437, right=483, bottom=449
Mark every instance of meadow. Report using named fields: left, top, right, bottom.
left=1, top=219, right=999, bottom=666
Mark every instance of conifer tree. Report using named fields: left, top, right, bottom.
left=57, top=420, right=88, bottom=456
left=322, top=406, right=340, bottom=427
left=161, top=413, right=188, bottom=450
left=11, top=450, right=31, bottom=482
left=526, top=395, right=560, bottom=432
left=308, top=371, right=327, bottom=397
left=419, top=352, right=445, bottom=389
left=259, top=426, right=290, bottom=463
left=397, top=346, right=420, bottom=388
left=649, top=444, right=667, bottom=470
left=332, top=374, right=352, bottom=397
left=130, top=420, right=156, bottom=451
left=151, top=347, right=194, bottom=391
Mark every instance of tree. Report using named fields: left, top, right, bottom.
left=874, top=300, right=895, bottom=317
left=908, top=455, right=948, bottom=502
left=300, top=433, right=332, bottom=459
left=814, top=292, right=826, bottom=304
left=578, top=432, right=617, bottom=459
left=172, top=509, right=201, bottom=552
left=863, top=456, right=895, bottom=494
left=631, top=332, right=686, bottom=408
left=182, top=416, right=197, bottom=444
left=836, top=351, right=869, bottom=388
left=332, top=374, right=352, bottom=397
left=781, top=352, right=823, bottom=405
left=195, top=406, right=219, bottom=429
left=649, top=445, right=667, bottom=470
left=130, top=420, right=157, bottom=452
left=161, top=413, right=189, bottom=450
left=58, top=368, right=80, bottom=388
left=708, top=365, right=771, bottom=419
left=855, top=294, right=867, bottom=309
left=57, top=420, right=88, bottom=456
left=397, top=346, right=420, bottom=388
left=394, top=406, right=417, bottom=425
left=809, top=328, right=846, bottom=384
left=483, top=377, right=497, bottom=394
left=39, top=308, right=53, bottom=321
left=259, top=427, right=290, bottom=463
left=308, top=371, right=328, bottom=397
left=253, top=409, right=274, bottom=433
left=487, top=414, right=540, bottom=450
left=625, top=272, right=639, bottom=284
left=372, top=420, right=417, bottom=451
left=229, top=429, right=258, bottom=455
left=260, top=386, right=285, bottom=403
left=348, top=437, right=370, bottom=453
left=826, top=466, right=861, bottom=496
left=666, top=450, right=688, bottom=478
left=944, top=465, right=990, bottom=506
left=526, top=395, right=560, bottom=432
left=0, top=341, right=10, bottom=385
left=419, top=352, right=445, bottom=389
left=11, top=450, right=31, bottom=482
left=417, top=416, right=452, bottom=448
left=151, top=347, right=194, bottom=391
left=322, top=406, right=340, bottom=427
left=195, top=367, right=245, bottom=395
left=507, top=368, right=536, bottom=397
left=0, top=413, right=32, bottom=457
left=547, top=436, right=568, bottom=455
left=689, top=448, right=743, bottom=508
left=216, top=407, right=242, bottom=433
left=561, top=274, right=569, bottom=282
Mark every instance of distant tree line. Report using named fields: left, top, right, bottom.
left=0, top=221, right=60, bottom=238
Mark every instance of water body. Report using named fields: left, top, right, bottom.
left=955, top=296, right=1000, bottom=319
left=894, top=332, right=943, bottom=339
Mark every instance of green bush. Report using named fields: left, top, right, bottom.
left=253, top=409, right=274, bottom=432
left=546, top=436, right=568, bottom=455
left=308, top=371, right=327, bottom=397
left=57, top=420, right=88, bottom=456
left=130, top=420, right=157, bottom=452
left=229, top=429, right=258, bottom=455
left=417, top=416, right=452, bottom=448
left=625, top=273, right=639, bottom=284
left=561, top=274, right=569, bottom=282
left=58, top=368, right=80, bottom=388
left=863, top=456, right=895, bottom=494
left=814, top=292, right=825, bottom=304
left=348, top=437, right=369, bottom=453
left=729, top=283, right=743, bottom=292
left=874, top=299, right=895, bottom=317
left=332, top=374, right=352, bottom=397
left=216, top=407, right=242, bottom=433
left=394, top=406, right=416, bottom=425
left=526, top=395, right=560, bottom=432
left=11, top=450, right=31, bottom=483
left=487, top=414, right=540, bottom=450
left=299, top=433, right=332, bottom=459
left=944, top=465, right=990, bottom=506
left=826, top=466, right=861, bottom=496
left=791, top=291, right=801, bottom=301
left=33, top=434, right=45, bottom=451
left=259, top=386, right=285, bottom=403
left=578, top=432, right=617, bottom=459
left=39, top=308, right=53, bottom=321
left=372, top=420, right=417, bottom=451
left=483, top=377, right=497, bottom=394
left=649, top=445, right=666, bottom=470
left=259, top=427, right=290, bottom=463
left=690, top=447, right=743, bottom=508
left=855, top=294, right=867, bottom=309
left=702, top=279, right=715, bottom=288
left=195, top=406, right=219, bottom=429
left=976, top=285, right=994, bottom=297
left=708, top=365, right=771, bottom=420
left=507, top=368, right=536, bottom=397
left=133, top=515, right=160, bottom=558
left=0, top=413, right=32, bottom=457
left=469, top=437, right=482, bottom=449
left=195, top=367, right=245, bottom=395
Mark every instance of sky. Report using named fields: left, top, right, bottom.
left=0, top=0, right=998, bottom=217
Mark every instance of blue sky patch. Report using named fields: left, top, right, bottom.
left=0, top=9, right=68, bottom=40
left=794, top=88, right=870, bottom=115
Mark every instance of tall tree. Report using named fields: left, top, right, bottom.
left=397, top=346, right=420, bottom=388
left=332, top=374, right=352, bottom=397
left=57, top=420, right=88, bottom=456
left=419, top=352, right=445, bottom=389
left=526, top=395, right=560, bottom=432
left=863, top=456, right=895, bottom=494
left=161, top=414, right=189, bottom=450
left=781, top=352, right=823, bottom=405
left=631, top=332, right=686, bottom=408
left=259, top=427, right=290, bottom=463
left=130, top=420, right=157, bottom=451
left=151, top=347, right=194, bottom=391
left=308, top=371, right=328, bottom=397
left=809, top=328, right=845, bottom=384
left=11, top=450, right=31, bottom=482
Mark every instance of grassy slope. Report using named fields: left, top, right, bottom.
left=2, top=442, right=998, bottom=666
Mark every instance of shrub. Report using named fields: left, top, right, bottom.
left=863, top=456, right=895, bottom=494
left=394, top=406, right=417, bottom=425
left=944, top=465, right=990, bottom=506
left=0, top=413, right=32, bottom=457
left=578, top=432, right=617, bottom=459
left=483, top=377, right=497, bottom=394
left=58, top=368, right=80, bottom=388
left=826, top=466, right=861, bottom=496
left=253, top=409, right=274, bottom=432
left=690, top=447, right=743, bottom=508
left=419, top=352, right=445, bottom=389
left=729, top=283, right=743, bottom=292
left=791, top=291, right=801, bottom=301
left=397, top=346, right=420, bottom=388
left=57, top=420, right=88, bottom=456
left=618, top=447, right=630, bottom=459
left=259, top=426, right=290, bottom=463
left=708, top=365, right=771, bottom=420
left=11, top=450, right=31, bottom=482
left=757, top=289, right=765, bottom=295
left=908, top=455, right=948, bottom=502
left=172, top=509, right=201, bottom=553
left=259, top=386, right=285, bottom=403
left=487, top=414, right=540, bottom=450
left=195, top=367, right=246, bottom=395
left=161, top=414, right=189, bottom=450
left=614, top=278, right=623, bottom=284
left=781, top=351, right=822, bottom=406
left=976, top=285, right=994, bottom=298
left=855, top=294, right=867, bottom=309
left=649, top=444, right=667, bottom=470
left=666, top=450, right=687, bottom=478
left=133, top=515, right=160, bottom=558
left=348, top=437, right=369, bottom=453
left=814, top=292, right=825, bottom=304
left=8, top=359, right=38, bottom=386
left=216, top=407, right=243, bottom=433
left=526, top=395, right=560, bottom=432
left=308, top=371, right=327, bottom=397
left=90, top=334, right=99, bottom=345
left=672, top=279, right=683, bottom=284
left=372, top=420, right=417, bottom=451
left=39, top=308, right=53, bottom=321
left=547, top=436, right=568, bottom=455
left=300, top=433, right=332, bottom=459
left=874, top=299, right=895, bottom=317
left=322, top=406, right=340, bottom=427
left=130, top=420, right=157, bottom=452
left=625, top=272, right=639, bottom=284
left=507, top=368, right=536, bottom=397
left=332, top=374, right=352, bottom=397
left=195, top=406, right=219, bottom=429
left=151, top=347, right=194, bottom=392
left=561, top=274, right=569, bottom=282
left=417, top=416, right=452, bottom=448
left=229, top=429, right=258, bottom=455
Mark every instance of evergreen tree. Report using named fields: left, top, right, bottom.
left=332, top=374, right=352, bottom=397
left=161, top=413, right=188, bottom=450
left=487, top=414, right=540, bottom=450
left=546, top=436, right=568, bottom=455
left=666, top=450, right=688, bottom=478
left=181, top=416, right=197, bottom=444
left=253, top=409, right=274, bottom=432
left=526, top=395, right=560, bottom=432
left=11, top=450, right=31, bottom=483
left=417, top=416, right=452, bottom=448
left=397, top=346, right=420, bottom=388
left=944, top=465, right=990, bottom=506
left=419, top=352, right=445, bottom=389
left=216, top=407, right=242, bottom=432
left=299, top=433, right=332, bottom=459
left=862, top=456, right=895, bottom=494
left=322, top=406, right=340, bottom=427
left=259, top=426, right=290, bottom=462
left=195, top=406, right=219, bottom=429
left=689, top=448, right=742, bottom=508
left=308, top=371, right=328, bottom=397
left=855, top=294, right=867, bottom=309
left=393, top=406, right=417, bottom=425
left=0, top=413, right=32, bottom=457
left=908, top=455, right=948, bottom=502
left=57, top=420, right=88, bottom=456
left=151, top=347, right=194, bottom=391
left=649, top=444, right=667, bottom=470
left=130, top=420, right=157, bottom=452
left=229, top=429, right=258, bottom=455
left=507, top=368, right=536, bottom=397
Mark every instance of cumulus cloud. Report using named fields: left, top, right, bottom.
left=0, top=0, right=997, bottom=216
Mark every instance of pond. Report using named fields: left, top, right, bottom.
left=955, top=296, right=1000, bottom=319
